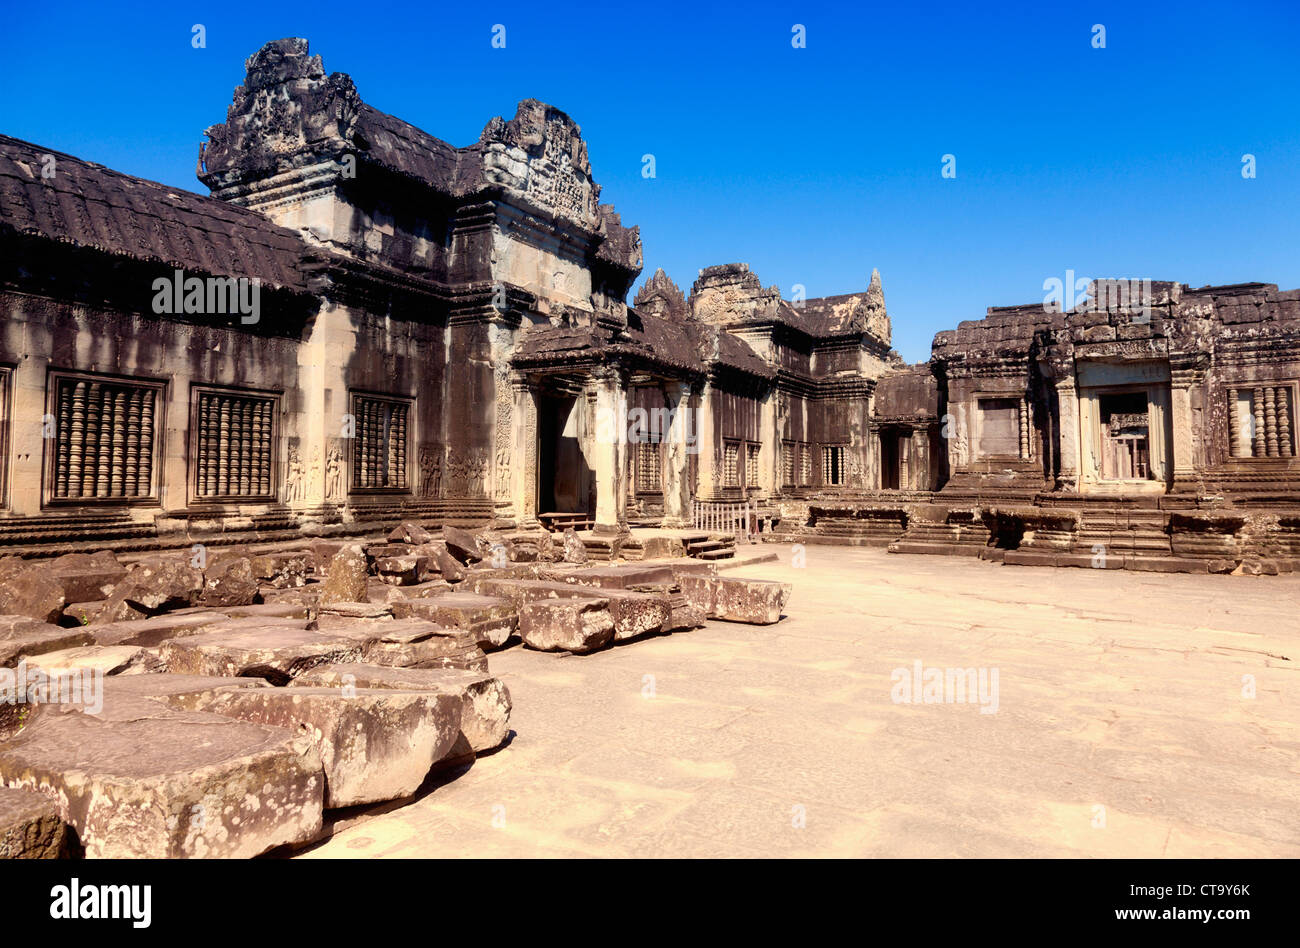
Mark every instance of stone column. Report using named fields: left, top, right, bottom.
left=591, top=368, right=629, bottom=534
left=912, top=424, right=930, bottom=491
left=760, top=387, right=778, bottom=495
left=510, top=377, right=540, bottom=528
left=1055, top=376, right=1081, bottom=492
left=661, top=382, right=694, bottom=528
left=694, top=381, right=718, bottom=501
left=1169, top=366, right=1202, bottom=490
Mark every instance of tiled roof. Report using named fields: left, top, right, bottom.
left=0, top=133, right=310, bottom=290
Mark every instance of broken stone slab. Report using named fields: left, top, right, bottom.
left=316, top=601, right=393, bottom=625
left=101, top=555, right=205, bottom=614
left=221, top=602, right=314, bottom=621
left=562, top=528, right=588, bottom=564
left=260, top=584, right=323, bottom=607
left=24, top=645, right=165, bottom=678
left=165, top=686, right=461, bottom=808
left=678, top=574, right=791, bottom=624
left=197, top=555, right=259, bottom=608
left=45, top=551, right=128, bottom=603
left=0, top=675, right=324, bottom=857
left=559, top=563, right=680, bottom=590
left=641, top=536, right=685, bottom=559
left=85, top=611, right=231, bottom=647
left=249, top=550, right=311, bottom=588
left=0, top=563, right=67, bottom=624
left=441, top=526, right=484, bottom=564
left=375, top=555, right=431, bottom=587
left=0, top=623, right=94, bottom=668
left=391, top=594, right=517, bottom=649
left=476, top=578, right=670, bottom=642
left=328, top=618, right=489, bottom=671
left=293, top=663, right=511, bottom=754
left=0, top=786, right=68, bottom=858
left=159, top=626, right=373, bottom=685
left=319, top=545, right=368, bottom=604
left=388, top=521, right=434, bottom=545
left=517, top=597, right=614, bottom=654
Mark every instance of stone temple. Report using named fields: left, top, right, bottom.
left=0, top=36, right=1296, bottom=573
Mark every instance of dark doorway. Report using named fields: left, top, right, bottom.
left=880, top=428, right=902, bottom=490
left=537, top=393, right=592, bottom=515
left=1098, top=390, right=1151, bottom=481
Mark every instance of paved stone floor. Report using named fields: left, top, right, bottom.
left=301, top=547, right=1300, bottom=858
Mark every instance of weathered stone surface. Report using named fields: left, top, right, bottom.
left=442, top=527, right=483, bottom=564
left=85, top=611, right=231, bottom=647
left=0, top=676, right=323, bottom=858
left=517, top=597, right=614, bottom=653
left=0, top=564, right=67, bottom=624
left=159, top=626, right=373, bottom=684
left=249, top=550, right=311, bottom=588
left=102, top=555, right=205, bottom=614
left=221, top=602, right=313, bottom=620
left=679, top=574, right=791, bottom=624
left=45, top=551, right=127, bottom=603
left=316, top=601, right=392, bottom=625
left=168, top=686, right=461, bottom=808
left=0, top=786, right=68, bottom=858
left=389, top=521, right=434, bottom=545
left=391, top=594, right=517, bottom=649
left=25, top=645, right=164, bottom=678
left=319, top=545, right=368, bottom=604
left=641, top=536, right=685, bottom=559
left=375, top=555, right=429, bottom=587
left=293, top=663, right=512, bottom=754
left=562, top=528, right=588, bottom=564
left=198, top=556, right=260, bottom=607
left=563, top=564, right=679, bottom=589
left=477, top=578, right=669, bottom=641
left=429, top=547, right=466, bottom=582
left=0, top=623, right=93, bottom=668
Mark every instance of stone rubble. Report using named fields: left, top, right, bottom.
left=0, top=523, right=789, bottom=858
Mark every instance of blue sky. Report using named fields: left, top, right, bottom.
left=2, top=0, right=1297, bottom=361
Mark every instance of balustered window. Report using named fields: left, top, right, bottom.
left=635, top=441, right=661, bottom=491
left=746, top=443, right=761, bottom=488
left=1229, top=385, right=1296, bottom=458
left=49, top=373, right=164, bottom=502
left=782, top=440, right=796, bottom=487
left=192, top=388, right=278, bottom=500
left=799, top=442, right=813, bottom=486
left=352, top=394, right=411, bottom=490
left=723, top=441, right=740, bottom=488
left=822, top=444, right=847, bottom=486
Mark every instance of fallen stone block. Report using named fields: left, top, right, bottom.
left=24, top=645, right=164, bottom=678
left=476, top=579, right=669, bottom=642
left=641, top=536, right=685, bottom=559
left=166, top=686, right=461, bottom=808
left=329, top=618, right=489, bottom=671
left=85, top=611, right=231, bottom=647
left=442, top=527, right=483, bottom=564
left=0, top=786, right=68, bottom=858
left=221, top=602, right=314, bottom=621
left=389, top=521, right=434, bottom=545
left=0, top=623, right=94, bottom=668
left=294, top=663, right=511, bottom=754
left=249, top=550, right=311, bottom=588
left=45, top=551, right=128, bottom=603
left=319, top=545, right=368, bottom=604
left=680, top=575, right=791, bottom=624
left=391, top=593, right=517, bottom=649
left=0, top=564, right=67, bottom=624
left=0, top=676, right=323, bottom=858
left=562, top=528, right=588, bottom=564
left=517, top=597, right=613, bottom=654
left=198, top=556, right=259, bottom=607
left=159, top=626, right=373, bottom=684
left=375, top=555, right=430, bottom=587
left=316, top=601, right=393, bottom=626
left=102, top=555, right=205, bottom=614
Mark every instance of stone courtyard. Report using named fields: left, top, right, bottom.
left=304, top=547, right=1299, bottom=859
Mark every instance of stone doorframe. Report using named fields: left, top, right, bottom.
left=1075, top=360, right=1173, bottom=494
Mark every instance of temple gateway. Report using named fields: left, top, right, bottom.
left=1, top=38, right=1297, bottom=572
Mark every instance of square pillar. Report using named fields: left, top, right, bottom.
left=591, top=369, right=629, bottom=534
